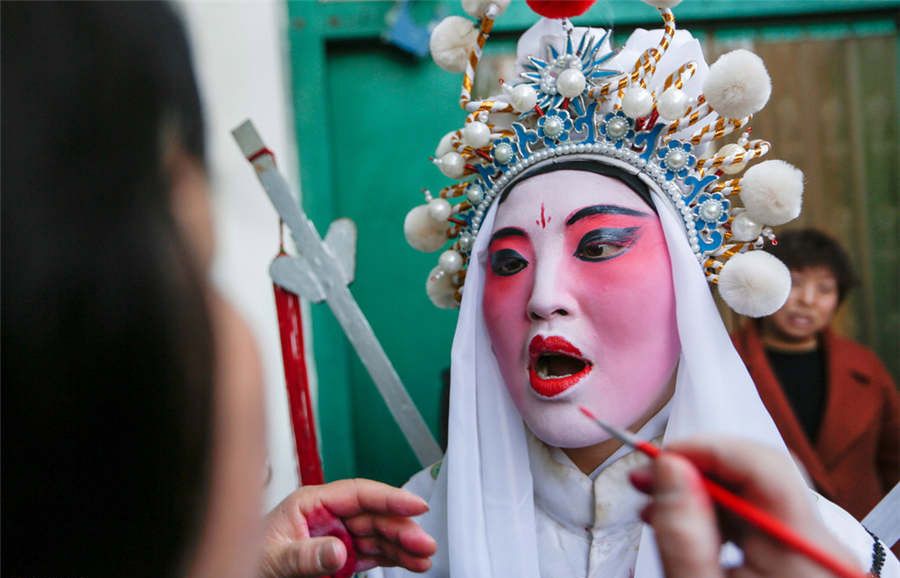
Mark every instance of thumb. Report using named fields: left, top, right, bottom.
left=649, top=453, right=724, bottom=578
left=264, top=536, right=347, bottom=578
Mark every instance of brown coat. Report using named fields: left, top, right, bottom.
left=732, top=321, right=900, bottom=520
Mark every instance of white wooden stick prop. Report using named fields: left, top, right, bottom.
left=232, top=120, right=442, bottom=467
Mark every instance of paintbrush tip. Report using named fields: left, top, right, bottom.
left=577, top=405, right=639, bottom=449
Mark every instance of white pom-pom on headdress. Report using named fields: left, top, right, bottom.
left=462, top=0, right=510, bottom=19
left=718, top=250, right=791, bottom=317
left=641, top=0, right=683, bottom=8
left=426, top=266, right=459, bottom=309
left=430, top=16, right=479, bottom=73
left=703, top=49, right=771, bottom=119
left=739, top=160, right=803, bottom=226
left=404, top=205, right=449, bottom=252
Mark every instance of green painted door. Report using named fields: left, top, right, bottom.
left=324, top=42, right=465, bottom=483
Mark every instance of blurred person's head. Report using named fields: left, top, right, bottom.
left=2, top=3, right=264, bottom=577
left=761, top=229, right=857, bottom=349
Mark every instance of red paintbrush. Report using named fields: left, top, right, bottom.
left=578, top=406, right=868, bottom=578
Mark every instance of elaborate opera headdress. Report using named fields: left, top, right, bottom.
left=404, top=0, right=804, bottom=317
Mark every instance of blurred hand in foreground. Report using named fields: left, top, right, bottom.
left=629, top=438, right=860, bottom=578
left=260, top=478, right=436, bottom=578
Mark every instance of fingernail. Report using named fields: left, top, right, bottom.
left=653, top=454, right=688, bottom=503
left=629, top=464, right=654, bottom=494
left=397, top=495, right=429, bottom=516
left=318, top=540, right=342, bottom=571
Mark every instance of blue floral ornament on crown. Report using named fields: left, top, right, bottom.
left=658, top=140, right=696, bottom=180
left=490, top=137, right=517, bottom=168
left=598, top=111, right=635, bottom=149
left=537, top=109, right=573, bottom=146
left=694, top=192, right=730, bottom=231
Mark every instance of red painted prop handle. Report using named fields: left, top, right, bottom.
left=307, top=508, right=359, bottom=578
left=526, top=0, right=597, bottom=19
left=273, top=280, right=324, bottom=486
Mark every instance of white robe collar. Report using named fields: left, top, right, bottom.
left=527, top=431, right=652, bottom=532
left=527, top=402, right=670, bottom=536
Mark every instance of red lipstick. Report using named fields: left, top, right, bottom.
left=528, top=336, right=592, bottom=397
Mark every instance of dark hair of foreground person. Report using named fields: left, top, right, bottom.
left=2, top=3, right=214, bottom=576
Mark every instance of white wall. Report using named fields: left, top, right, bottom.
left=178, top=0, right=308, bottom=509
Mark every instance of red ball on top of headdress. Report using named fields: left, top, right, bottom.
left=525, top=0, right=597, bottom=19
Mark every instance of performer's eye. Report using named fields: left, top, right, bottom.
left=575, top=227, right=639, bottom=262
left=490, top=248, right=529, bottom=276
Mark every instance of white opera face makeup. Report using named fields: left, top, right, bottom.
left=482, top=170, right=681, bottom=448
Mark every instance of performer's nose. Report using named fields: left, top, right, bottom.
left=527, top=261, right=573, bottom=321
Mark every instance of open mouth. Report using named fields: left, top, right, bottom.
left=534, top=354, right=588, bottom=379
left=528, top=336, right=592, bottom=398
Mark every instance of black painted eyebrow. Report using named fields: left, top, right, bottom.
left=566, top=205, right=650, bottom=226
left=490, top=227, right=526, bottom=243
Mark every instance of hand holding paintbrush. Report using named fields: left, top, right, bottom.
left=579, top=407, right=870, bottom=578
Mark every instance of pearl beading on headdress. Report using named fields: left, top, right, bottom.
left=407, top=0, right=804, bottom=317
